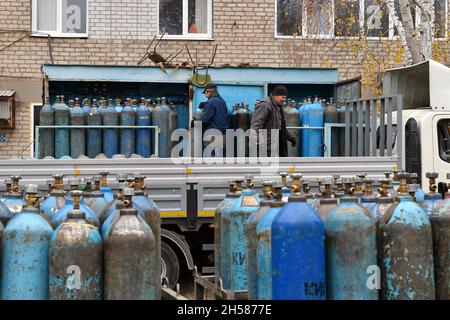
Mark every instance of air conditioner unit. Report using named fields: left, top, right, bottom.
left=0, top=90, right=15, bottom=129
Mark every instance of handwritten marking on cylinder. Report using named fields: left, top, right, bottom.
left=66, top=265, right=81, bottom=290
left=366, top=265, right=381, bottom=290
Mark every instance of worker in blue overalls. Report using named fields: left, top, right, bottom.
left=192, top=83, right=229, bottom=157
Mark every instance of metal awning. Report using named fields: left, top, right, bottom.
left=0, top=90, right=15, bottom=97
left=42, top=64, right=339, bottom=85
left=383, top=59, right=450, bottom=111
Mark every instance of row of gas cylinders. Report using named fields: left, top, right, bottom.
left=39, top=96, right=184, bottom=160
left=0, top=172, right=161, bottom=300
left=214, top=171, right=450, bottom=300
left=283, top=97, right=345, bottom=158
left=195, top=97, right=341, bottom=158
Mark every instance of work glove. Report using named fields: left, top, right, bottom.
left=288, top=136, right=297, bottom=147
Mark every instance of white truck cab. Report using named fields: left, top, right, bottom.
left=383, top=60, right=450, bottom=191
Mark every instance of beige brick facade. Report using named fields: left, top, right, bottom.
left=0, top=0, right=449, bottom=158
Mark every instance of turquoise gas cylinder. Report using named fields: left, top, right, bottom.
left=381, top=173, right=435, bottom=300
left=221, top=180, right=260, bottom=295
left=1, top=185, right=53, bottom=300
left=215, top=181, right=241, bottom=286
left=325, top=178, right=378, bottom=300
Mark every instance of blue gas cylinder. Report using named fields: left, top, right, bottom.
left=135, top=98, right=152, bottom=158
left=325, top=191, right=378, bottom=300
left=54, top=95, right=70, bottom=159
left=152, top=98, right=170, bottom=158
left=103, top=100, right=119, bottom=158
left=301, top=97, right=324, bottom=157
left=86, top=100, right=103, bottom=159
left=256, top=194, right=285, bottom=300
left=49, top=192, right=102, bottom=300
left=176, top=100, right=189, bottom=129
left=120, top=99, right=136, bottom=157
left=271, top=194, right=326, bottom=300
left=1, top=185, right=53, bottom=300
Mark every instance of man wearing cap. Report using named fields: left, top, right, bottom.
left=193, top=83, right=228, bottom=156
left=250, top=85, right=296, bottom=157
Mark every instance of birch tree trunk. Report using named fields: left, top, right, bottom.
left=385, top=0, right=413, bottom=64
left=417, top=0, right=435, bottom=61
left=398, top=0, right=422, bottom=64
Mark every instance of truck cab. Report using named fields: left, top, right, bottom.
left=383, top=59, right=450, bottom=191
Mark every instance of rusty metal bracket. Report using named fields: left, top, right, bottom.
left=161, top=277, right=189, bottom=300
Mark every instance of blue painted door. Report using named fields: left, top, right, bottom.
left=193, top=84, right=264, bottom=114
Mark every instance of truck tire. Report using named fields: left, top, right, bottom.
left=161, top=241, right=180, bottom=289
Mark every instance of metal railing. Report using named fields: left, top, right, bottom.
left=342, top=95, right=403, bottom=168
left=35, top=125, right=160, bottom=158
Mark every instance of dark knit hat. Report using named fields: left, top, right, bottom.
left=271, top=85, right=288, bottom=96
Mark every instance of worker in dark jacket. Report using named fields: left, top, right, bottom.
left=193, top=83, right=228, bottom=156
left=250, top=85, right=296, bottom=157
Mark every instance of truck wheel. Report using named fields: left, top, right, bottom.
left=161, top=241, right=180, bottom=289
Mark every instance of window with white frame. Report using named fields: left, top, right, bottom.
left=334, top=0, right=360, bottom=37
left=32, top=0, right=88, bottom=37
left=277, top=0, right=447, bottom=39
left=277, top=0, right=333, bottom=37
left=159, top=0, right=212, bottom=39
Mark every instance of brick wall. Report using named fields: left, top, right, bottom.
left=0, top=0, right=449, bottom=158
